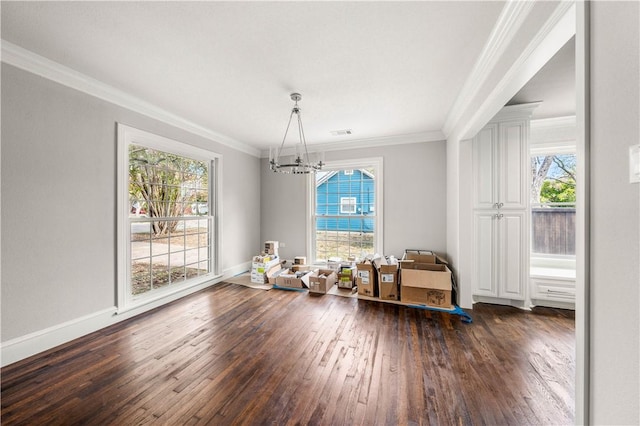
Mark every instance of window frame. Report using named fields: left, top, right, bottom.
left=529, top=141, right=576, bottom=260
left=306, top=157, right=383, bottom=262
left=117, top=124, right=222, bottom=312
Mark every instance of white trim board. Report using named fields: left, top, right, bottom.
left=260, top=130, right=445, bottom=158
left=0, top=40, right=260, bottom=158
left=0, top=261, right=251, bottom=367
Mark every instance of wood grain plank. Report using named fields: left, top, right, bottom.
left=1, top=283, right=575, bottom=425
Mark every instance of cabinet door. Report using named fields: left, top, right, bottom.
left=499, top=120, right=528, bottom=209
left=473, top=124, right=498, bottom=209
left=472, top=212, right=498, bottom=297
left=498, top=212, right=526, bottom=300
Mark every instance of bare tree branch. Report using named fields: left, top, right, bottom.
left=531, top=156, right=554, bottom=203
left=553, top=156, right=576, bottom=181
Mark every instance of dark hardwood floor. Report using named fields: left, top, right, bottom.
left=1, top=282, right=575, bottom=425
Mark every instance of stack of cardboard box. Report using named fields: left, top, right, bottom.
left=251, top=241, right=281, bottom=284
left=338, top=265, right=356, bottom=289
left=252, top=246, right=454, bottom=309
left=251, top=254, right=281, bottom=284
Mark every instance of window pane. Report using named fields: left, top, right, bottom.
left=531, top=208, right=576, bottom=255
left=531, top=154, right=576, bottom=205
left=150, top=254, right=169, bottom=290
left=131, top=258, right=152, bottom=295
left=129, top=144, right=211, bottom=297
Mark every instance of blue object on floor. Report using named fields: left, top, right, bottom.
left=405, top=303, right=473, bottom=323
left=272, top=284, right=307, bottom=292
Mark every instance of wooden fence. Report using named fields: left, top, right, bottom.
left=531, top=208, right=576, bottom=255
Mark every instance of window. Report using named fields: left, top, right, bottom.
left=117, top=124, right=220, bottom=310
left=309, top=158, right=383, bottom=262
left=530, top=152, right=576, bottom=257
left=340, top=197, right=357, bottom=214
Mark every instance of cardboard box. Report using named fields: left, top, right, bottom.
left=253, top=254, right=274, bottom=264
left=373, top=257, right=399, bottom=300
left=402, top=250, right=448, bottom=265
left=338, top=267, right=356, bottom=289
left=292, top=264, right=312, bottom=272
left=400, top=263, right=452, bottom=308
left=307, top=269, right=338, bottom=294
left=252, top=269, right=280, bottom=284
left=264, top=241, right=279, bottom=256
left=356, top=261, right=378, bottom=297
left=275, top=269, right=311, bottom=289
left=267, top=267, right=285, bottom=284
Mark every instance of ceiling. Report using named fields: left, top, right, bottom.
left=1, top=2, right=574, bottom=153
left=509, top=36, right=575, bottom=120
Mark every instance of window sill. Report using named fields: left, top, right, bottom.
left=116, top=274, right=222, bottom=316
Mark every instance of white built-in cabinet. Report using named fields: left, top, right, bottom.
left=473, top=120, right=529, bottom=210
left=473, top=211, right=527, bottom=300
left=471, top=104, right=537, bottom=304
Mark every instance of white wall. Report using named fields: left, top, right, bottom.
left=1, top=64, right=261, bottom=349
left=590, top=2, right=640, bottom=423
left=261, top=141, right=447, bottom=261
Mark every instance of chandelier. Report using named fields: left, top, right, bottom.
left=269, top=93, right=324, bottom=174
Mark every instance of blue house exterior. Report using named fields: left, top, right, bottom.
left=315, top=169, right=375, bottom=232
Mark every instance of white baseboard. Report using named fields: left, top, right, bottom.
left=1, top=261, right=252, bottom=367
left=472, top=295, right=530, bottom=311
left=1, top=307, right=117, bottom=367
left=530, top=299, right=576, bottom=311
left=223, top=261, right=251, bottom=278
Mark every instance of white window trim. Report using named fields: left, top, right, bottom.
left=306, top=157, right=384, bottom=262
left=117, top=123, right=222, bottom=312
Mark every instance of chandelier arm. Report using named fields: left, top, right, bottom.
left=297, top=111, right=311, bottom=164
left=276, top=109, right=296, bottom=161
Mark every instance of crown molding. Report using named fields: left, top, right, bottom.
left=490, top=102, right=542, bottom=122
left=1, top=40, right=261, bottom=158
left=442, top=0, right=536, bottom=137
left=445, top=1, right=576, bottom=143
left=259, top=129, right=446, bottom=158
